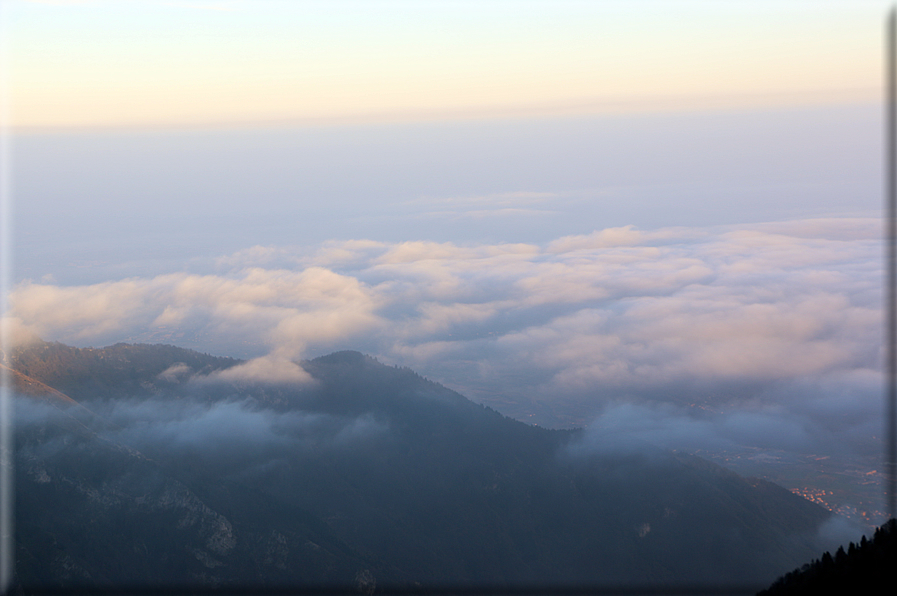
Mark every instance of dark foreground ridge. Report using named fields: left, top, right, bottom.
left=757, top=518, right=896, bottom=596
left=6, top=341, right=851, bottom=592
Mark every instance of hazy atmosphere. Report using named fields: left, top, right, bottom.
left=2, top=0, right=892, bottom=544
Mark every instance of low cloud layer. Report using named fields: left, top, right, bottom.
left=15, top=394, right=389, bottom=481
left=5, top=216, right=883, bottom=457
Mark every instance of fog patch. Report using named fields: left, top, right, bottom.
left=575, top=390, right=881, bottom=461
left=13, top=397, right=109, bottom=462
left=562, top=429, right=669, bottom=461
left=158, top=363, right=193, bottom=382
left=578, top=402, right=733, bottom=453
left=13, top=388, right=391, bottom=487
left=201, top=356, right=314, bottom=385
left=816, top=515, right=867, bottom=553
left=103, top=399, right=288, bottom=452
left=96, top=396, right=387, bottom=454
left=0, top=316, right=43, bottom=352
left=14, top=395, right=65, bottom=426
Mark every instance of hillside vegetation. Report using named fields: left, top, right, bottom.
left=8, top=340, right=841, bottom=591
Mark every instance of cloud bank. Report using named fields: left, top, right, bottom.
left=5, top=216, right=882, bottom=456
left=14, top=394, right=389, bottom=484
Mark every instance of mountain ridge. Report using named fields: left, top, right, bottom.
left=8, top=339, right=847, bottom=590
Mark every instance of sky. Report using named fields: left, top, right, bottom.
left=0, top=0, right=892, bottom=495
left=3, top=1, right=884, bottom=129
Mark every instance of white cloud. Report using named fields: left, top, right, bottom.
left=0, top=316, right=43, bottom=350
left=6, top=216, right=882, bottom=449
left=203, top=357, right=314, bottom=385
left=7, top=267, right=383, bottom=358
left=547, top=225, right=643, bottom=252
left=404, top=302, right=500, bottom=338
left=158, top=363, right=192, bottom=382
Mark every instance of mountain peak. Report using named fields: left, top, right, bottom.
left=310, top=350, right=370, bottom=365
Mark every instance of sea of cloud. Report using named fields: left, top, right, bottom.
left=4, top=216, right=883, bottom=458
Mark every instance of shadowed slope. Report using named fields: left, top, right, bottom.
left=8, top=341, right=843, bottom=589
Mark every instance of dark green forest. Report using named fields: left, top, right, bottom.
left=758, top=518, right=896, bottom=596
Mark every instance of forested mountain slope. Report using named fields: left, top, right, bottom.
left=7, top=341, right=841, bottom=591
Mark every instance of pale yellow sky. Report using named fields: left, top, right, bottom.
left=1, top=0, right=888, bottom=129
